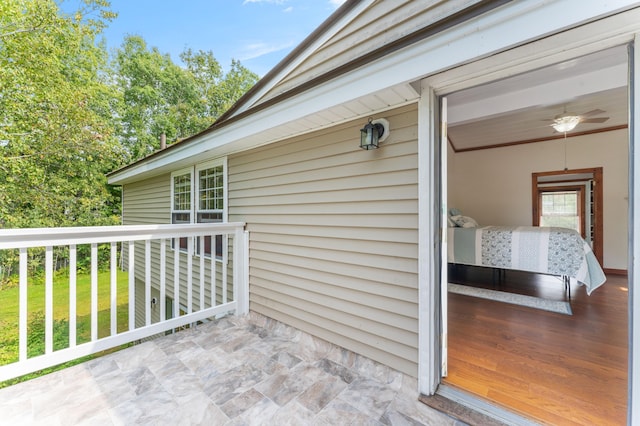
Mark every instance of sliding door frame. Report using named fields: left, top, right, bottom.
left=417, top=20, right=639, bottom=426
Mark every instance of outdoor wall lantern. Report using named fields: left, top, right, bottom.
left=359, top=117, right=389, bottom=150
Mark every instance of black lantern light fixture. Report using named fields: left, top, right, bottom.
left=359, top=117, right=389, bottom=150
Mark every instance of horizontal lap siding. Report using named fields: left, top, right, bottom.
left=122, top=174, right=170, bottom=225
left=260, top=0, right=481, bottom=103
left=123, top=174, right=234, bottom=327
left=123, top=175, right=169, bottom=327
left=229, top=104, right=420, bottom=376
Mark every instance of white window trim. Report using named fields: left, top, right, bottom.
left=170, top=158, right=228, bottom=261
left=170, top=167, right=194, bottom=253
left=170, top=167, right=194, bottom=216
left=195, top=157, right=228, bottom=261
left=195, top=157, right=228, bottom=222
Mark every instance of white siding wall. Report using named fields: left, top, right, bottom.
left=229, top=104, right=420, bottom=376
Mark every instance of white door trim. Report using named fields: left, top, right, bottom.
left=417, top=83, right=439, bottom=395
left=629, top=34, right=639, bottom=426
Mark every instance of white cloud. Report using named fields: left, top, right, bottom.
left=283, top=6, right=293, bottom=13
left=328, top=0, right=346, bottom=8
left=238, top=40, right=296, bottom=61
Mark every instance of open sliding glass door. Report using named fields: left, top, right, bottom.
left=440, top=96, right=448, bottom=378
left=630, top=35, right=639, bottom=425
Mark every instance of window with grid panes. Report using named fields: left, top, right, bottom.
left=196, top=163, right=224, bottom=258
left=171, top=170, right=192, bottom=251
left=540, top=190, right=580, bottom=232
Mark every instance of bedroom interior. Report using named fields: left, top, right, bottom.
left=442, top=44, right=629, bottom=424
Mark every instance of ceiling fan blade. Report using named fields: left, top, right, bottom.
left=581, top=117, right=609, bottom=123
left=579, top=109, right=606, bottom=117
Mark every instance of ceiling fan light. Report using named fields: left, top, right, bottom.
left=551, top=115, right=581, bottom=133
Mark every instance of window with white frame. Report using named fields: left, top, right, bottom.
left=171, top=168, right=192, bottom=251
left=196, top=160, right=225, bottom=258
left=170, top=160, right=226, bottom=257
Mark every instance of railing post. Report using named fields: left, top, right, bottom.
left=233, top=228, right=249, bottom=316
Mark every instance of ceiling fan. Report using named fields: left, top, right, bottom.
left=546, top=109, right=610, bottom=133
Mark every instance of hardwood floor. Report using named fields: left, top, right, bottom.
left=445, top=266, right=628, bottom=425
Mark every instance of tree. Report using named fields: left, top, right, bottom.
left=0, top=0, right=122, bottom=230
left=114, top=38, right=259, bottom=161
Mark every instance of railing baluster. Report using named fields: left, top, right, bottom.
left=69, top=245, right=77, bottom=347
left=110, top=242, right=117, bottom=336
left=233, top=229, right=249, bottom=315
left=128, top=241, right=135, bottom=331
left=91, top=243, right=98, bottom=341
left=174, top=238, right=180, bottom=319
left=211, top=234, right=216, bottom=308
left=160, top=238, right=166, bottom=322
left=19, top=248, right=27, bottom=361
left=45, top=246, right=53, bottom=354
left=222, top=235, right=228, bottom=304
left=200, top=235, right=205, bottom=311
left=145, top=240, right=151, bottom=326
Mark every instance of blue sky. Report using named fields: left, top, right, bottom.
left=93, top=0, right=346, bottom=76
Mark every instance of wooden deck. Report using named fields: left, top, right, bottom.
left=445, top=266, right=628, bottom=425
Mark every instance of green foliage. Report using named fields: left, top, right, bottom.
left=114, top=37, right=259, bottom=161
left=0, top=0, right=259, bottom=233
left=0, top=0, right=122, bottom=230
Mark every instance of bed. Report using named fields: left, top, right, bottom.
left=447, top=225, right=606, bottom=295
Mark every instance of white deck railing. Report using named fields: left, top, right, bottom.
left=0, top=223, right=249, bottom=382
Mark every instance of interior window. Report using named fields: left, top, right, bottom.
left=538, top=189, right=583, bottom=234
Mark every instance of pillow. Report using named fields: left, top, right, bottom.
left=449, top=208, right=462, bottom=217
left=447, top=216, right=456, bottom=227
left=451, top=214, right=478, bottom=228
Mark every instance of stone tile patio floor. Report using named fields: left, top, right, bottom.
left=0, top=312, right=465, bottom=425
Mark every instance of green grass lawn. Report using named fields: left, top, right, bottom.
left=0, top=269, right=130, bottom=387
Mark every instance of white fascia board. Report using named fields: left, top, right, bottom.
left=109, top=0, right=640, bottom=185
left=232, top=0, right=376, bottom=117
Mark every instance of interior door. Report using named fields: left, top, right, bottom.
left=532, top=168, right=603, bottom=265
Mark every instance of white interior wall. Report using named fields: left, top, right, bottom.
left=448, top=128, right=628, bottom=270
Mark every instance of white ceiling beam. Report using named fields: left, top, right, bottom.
left=447, top=63, right=628, bottom=125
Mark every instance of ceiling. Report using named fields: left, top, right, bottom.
left=446, top=45, right=629, bottom=152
